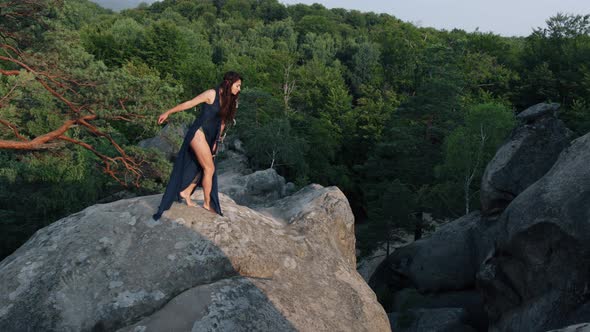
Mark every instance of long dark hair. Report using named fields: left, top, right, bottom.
left=218, top=71, right=241, bottom=125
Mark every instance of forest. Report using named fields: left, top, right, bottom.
left=1, top=0, right=589, bottom=259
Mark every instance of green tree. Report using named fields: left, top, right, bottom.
left=243, top=117, right=307, bottom=171
left=357, top=179, right=416, bottom=257
left=518, top=13, right=590, bottom=108
left=434, top=103, right=515, bottom=215
left=347, top=41, right=384, bottom=96
left=235, top=89, right=308, bottom=176
left=0, top=2, right=180, bottom=259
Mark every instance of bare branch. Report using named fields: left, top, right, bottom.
left=0, top=69, right=20, bottom=76
left=0, top=115, right=95, bottom=149
left=283, top=63, right=296, bottom=113
left=0, top=120, right=27, bottom=141
left=0, top=80, right=22, bottom=106
left=58, top=135, right=142, bottom=187
left=0, top=0, right=144, bottom=187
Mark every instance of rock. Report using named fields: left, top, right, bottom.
left=219, top=168, right=291, bottom=207
left=516, top=102, right=560, bottom=122
left=215, top=136, right=295, bottom=208
left=371, top=212, right=501, bottom=293
left=391, top=289, right=487, bottom=331
left=546, top=323, right=590, bottom=332
left=388, top=308, right=476, bottom=332
left=480, top=103, right=572, bottom=217
left=231, top=138, right=246, bottom=154
left=356, top=248, right=386, bottom=282
left=357, top=232, right=415, bottom=283
left=139, top=126, right=292, bottom=209
left=0, top=185, right=390, bottom=332
left=255, top=184, right=357, bottom=266
left=242, top=169, right=285, bottom=201
left=477, top=132, right=590, bottom=332
left=284, top=182, right=296, bottom=195
left=216, top=149, right=251, bottom=176
left=560, top=304, right=590, bottom=331
left=357, top=246, right=390, bottom=283
left=96, top=190, right=137, bottom=204
left=138, top=123, right=187, bottom=161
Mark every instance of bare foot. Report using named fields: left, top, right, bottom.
left=179, top=191, right=196, bottom=207
left=201, top=205, right=215, bottom=214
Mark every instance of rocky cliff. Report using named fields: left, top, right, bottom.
left=371, top=103, right=589, bottom=332
left=0, top=185, right=390, bottom=331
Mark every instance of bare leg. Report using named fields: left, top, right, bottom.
left=179, top=183, right=197, bottom=207
left=185, top=129, right=215, bottom=211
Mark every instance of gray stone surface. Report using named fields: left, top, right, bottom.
left=547, top=323, right=590, bottom=332
left=138, top=123, right=187, bottom=161
left=357, top=246, right=391, bottom=283
left=219, top=168, right=294, bottom=207
left=230, top=137, right=246, bottom=154
left=215, top=137, right=296, bottom=208
left=0, top=185, right=390, bottom=332
left=391, top=289, right=487, bottom=331
left=516, top=102, right=560, bottom=121
left=371, top=212, right=501, bottom=293
left=480, top=103, right=572, bottom=217
left=388, top=308, right=476, bottom=332
left=477, top=132, right=590, bottom=332
left=120, top=277, right=294, bottom=332
left=216, top=149, right=251, bottom=176
left=139, top=125, right=294, bottom=209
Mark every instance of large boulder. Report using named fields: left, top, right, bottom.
left=219, top=168, right=295, bottom=207
left=216, top=148, right=251, bottom=176
left=391, top=289, right=487, bottom=331
left=547, top=323, right=590, bottom=332
left=139, top=125, right=294, bottom=208
left=388, top=308, right=476, bottom=332
left=368, top=212, right=499, bottom=331
left=480, top=102, right=572, bottom=217
left=357, top=246, right=389, bottom=282
left=371, top=212, right=501, bottom=293
left=0, top=186, right=389, bottom=331
left=138, top=123, right=187, bottom=161
left=212, top=137, right=296, bottom=207
left=477, top=132, right=590, bottom=332
left=369, top=212, right=501, bottom=331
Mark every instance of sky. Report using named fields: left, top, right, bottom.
left=92, top=0, right=590, bottom=37
left=91, top=0, right=150, bottom=11
left=278, top=0, right=590, bottom=37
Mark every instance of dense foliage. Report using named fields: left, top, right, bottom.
left=1, top=0, right=589, bottom=259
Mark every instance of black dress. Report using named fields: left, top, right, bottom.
left=153, top=87, right=224, bottom=220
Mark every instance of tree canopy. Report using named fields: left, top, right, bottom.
left=2, top=0, right=589, bottom=260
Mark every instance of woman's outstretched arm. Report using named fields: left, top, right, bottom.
left=157, top=89, right=216, bottom=124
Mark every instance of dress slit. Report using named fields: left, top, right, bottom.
left=153, top=87, right=224, bottom=220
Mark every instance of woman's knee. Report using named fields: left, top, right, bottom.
left=202, top=163, right=215, bottom=175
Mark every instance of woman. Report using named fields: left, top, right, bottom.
left=153, top=71, right=242, bottom=220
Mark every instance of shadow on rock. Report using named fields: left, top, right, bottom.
left=0, top=186, right=390, bottom=332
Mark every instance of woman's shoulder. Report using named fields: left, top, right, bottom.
left=202, top=89, right=217, bottom=105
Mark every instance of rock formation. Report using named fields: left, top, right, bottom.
left=0, top=185, right=390, bottom=331
left=370, top=212, right=495, bottom=331
left=140, top=125, right=296, bottom=208
left=478, top=131, right=590, bottom=332
left=371, top=103, right=590, bottom=331
left=480, top=102, right=572, bottom=218
left=546, top=323, right=590, bottom=332
left=138, top=123, right=187, bottom=161
left=388, top=308, right=476, bottom=332
left=219, top=168, right=296, bottom=207
left=215, top=138, right=296, bottom=207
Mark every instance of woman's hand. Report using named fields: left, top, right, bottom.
left=157, top=112, right=169, bottom=125
left=157, top=90, right=214, bottom=125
